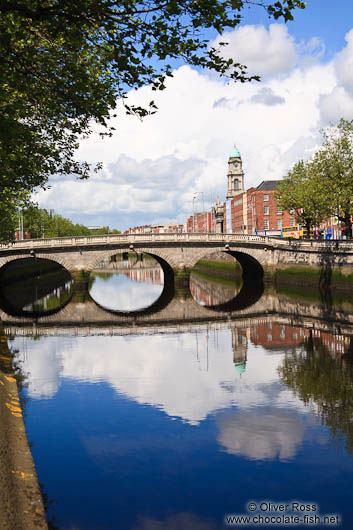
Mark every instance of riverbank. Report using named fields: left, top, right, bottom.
left=0, top=324, right=47, bottom=530
left=273, top=266, right=353, bottom=292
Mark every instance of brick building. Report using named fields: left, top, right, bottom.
left=186, top=145, right=339, bottom=236
left=185, top=211, right=215, bottom=233
left=186, top=145, right=296, bottom=234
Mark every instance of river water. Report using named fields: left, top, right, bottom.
left=1, top=254, right=353, bottom=529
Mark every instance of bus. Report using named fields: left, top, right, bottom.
left=281, top=226, right=313, bottom=239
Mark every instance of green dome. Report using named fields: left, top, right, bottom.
left=229, top=145, right=241, bottom=158
left=235, top=362, right=246, bottom=376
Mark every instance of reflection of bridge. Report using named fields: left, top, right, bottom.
left=1, top=233, right=353, bottom=277
left=2, top=290, right=353, bottom=338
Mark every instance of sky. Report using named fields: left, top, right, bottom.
left=36, top=0, right=353, bottom=231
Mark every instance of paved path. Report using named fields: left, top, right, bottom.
left=0, top=325, right=47, bottom=529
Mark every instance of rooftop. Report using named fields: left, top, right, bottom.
left=256, top=180, right=281, bottom=191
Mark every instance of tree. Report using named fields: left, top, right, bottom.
left=276, top=159, right=329, bottom=234
left=0, top=190, right=30, bottom=243
left=312, top=119, right=353, bottom=238
left=22, top=208, right=102, bottom=238
left=0, top=0, right=306, bottom=201
left=279, top=333, right=353, bottom=455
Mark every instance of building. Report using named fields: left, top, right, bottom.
left=246, top=181, right=294, bottom=235
left=124, top=223, right=184, bottom=235
left=186, top=145, right=301, bottom=235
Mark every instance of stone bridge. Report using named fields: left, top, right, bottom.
left=1, top=233, right=353, bottom=280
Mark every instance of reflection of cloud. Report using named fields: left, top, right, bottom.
left=133, top=512, right=216, bottom=530
left=217, top=408, right=303, bottom=461
left=19, top=339, right=64, bottom=398
left=14, top=329, right=312, bottom=422
left=89, top=274, right=163, bottom=311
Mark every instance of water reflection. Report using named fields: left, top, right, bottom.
left=4, top=261, right=353, bottom=529
left=190, top=253, right=243, bottom=307
left=217, top=408, right=304, bottom=461
left=0, top=258, right=73, bottom=316
left=9, top=316, right=353, bottom=529
left=279, top=332, right=353, bottom=455
left=89, top=253, right=164, bottom=312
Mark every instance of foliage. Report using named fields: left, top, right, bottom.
left=277, top=119, right=353, bottom=237
left=0, top=189, right=31, bottom=243
left=312, top=119, right=353, bottom=238
left=22, top=207, right=120, bottom=238
left=0, top=0, right=305, bottom=199
left=278, top=333, right=353, bottom=455
left=276, top=159, right=330, bottom=233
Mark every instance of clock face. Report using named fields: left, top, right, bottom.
left=234, top=162, right=238, bottom=168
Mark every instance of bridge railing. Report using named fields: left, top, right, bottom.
left=2, top=232, right=353, bottom=252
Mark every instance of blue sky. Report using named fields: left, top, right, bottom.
left=37, top=1, right=353, bottom=231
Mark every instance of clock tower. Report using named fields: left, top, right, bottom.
left=226, top=145, right=244, bottom=199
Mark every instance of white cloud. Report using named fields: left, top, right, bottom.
left=35, top=24, right=353, bottom=230
left=319, top=86, right=353, bottom=124
left=210, top=24, right=297, bottom=78
left=250, top=87, right=285, bottom=106
left=318, top=29, right=353, bottom=124
left=335, top=29, right=353, bottom=96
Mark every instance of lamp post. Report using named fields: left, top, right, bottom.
left=192, top=195, right=196, bottom=232
left=193, top=191, right=205, bottom=232
left=18, top=211, right=24, bottom=240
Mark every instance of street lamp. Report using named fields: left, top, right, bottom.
left=193, top=191, right=205, bottom=232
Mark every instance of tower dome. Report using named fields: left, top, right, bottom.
left=229, top=145, right=241, bottom=159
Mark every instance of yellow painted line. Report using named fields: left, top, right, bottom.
left=5, top=403, right=22, bottom=413
left=11, top=470, right=34, bottom=479
left=4, top=376, right=16, bottom=383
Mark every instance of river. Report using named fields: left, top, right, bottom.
left=1, top=253, right=353, bottom=529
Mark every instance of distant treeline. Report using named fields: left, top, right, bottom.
left=19, top=207, right=121, bottom=239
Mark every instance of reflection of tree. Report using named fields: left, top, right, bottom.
left=39, top=482, right=60, bottom=530
left=278, top=332, right=353, bottom=454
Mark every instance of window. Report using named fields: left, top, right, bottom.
left=264, top=206, right=269, bottom=215
left=264, top=194, right=269, bottom=201
left=264, top=220, right=269, bottom=230
left=289, top=208, right=294, bottom=214
left=234, top=179, right=239, bottom=190
left=276, top=207, right=282, bottom=214
left=290, top=218, right=295, bottom=226
left=277, top=219, right=282, bottom=230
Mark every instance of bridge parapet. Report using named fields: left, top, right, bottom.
left=1, top=233, right=353, bottom=278
left=2, top=233, right=353, bottom=253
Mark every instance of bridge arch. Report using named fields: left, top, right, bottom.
left=189, top=248, right=265, bottom=312
left=0, top=256, right=74, bottom=318
left=0, top=252, right=73, bottom=273
left=88, top=250, right=175, bottom=316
